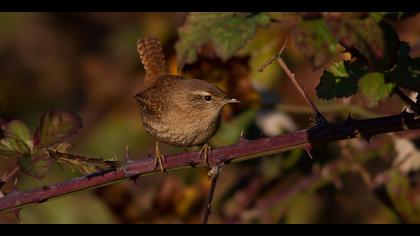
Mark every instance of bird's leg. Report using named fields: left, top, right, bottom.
left=155, top=141, right=167, bottom=174
left=199, top=143, right=212, bottom=168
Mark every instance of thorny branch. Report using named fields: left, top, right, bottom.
left=0, top=111, right=420, bottom=212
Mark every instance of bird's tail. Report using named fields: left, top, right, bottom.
left=137, top=37, right=168, bottom=88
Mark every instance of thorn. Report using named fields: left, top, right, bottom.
left=304, top=145, right=314, bottom=160
left=124, top=146, right=132, bottom=163
left=11, top=209, right=21, bottom=219
left=238, top=130, right=249, bottom=144
left=400, top=107, right=415, bottom=118
left=187, top=160, right=198, bottom=167
left=360, top=132, right=372, bottom=143
left=346, top=113, right=356, bottom=124
left=129, top=174, right=141, bottom=184
left=314, top=113, right=330, bottom=127
left=219, top=157, right=231, bottom=165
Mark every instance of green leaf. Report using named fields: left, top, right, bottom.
left=292, top=19, right=338, bottom=69
left=357, top=72, right=396, bottom=107
left=2, top=120, right=32, bottom=150
left=316, top=61, right=367, bottom=100
left=33, top=111, right=82, bottom=149
left=389, top=42, right=420, bottom=91
left=0, top=138, right=31, bottom=157
left=176, top=12, right=270, bottom=68
left=18, top=154, right=51, bottom=179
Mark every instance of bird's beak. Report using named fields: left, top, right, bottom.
left=226, top=98, right=241, bottom=104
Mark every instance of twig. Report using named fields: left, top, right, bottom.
left=259, top=38, right=328, bottom=125
left=394, top=87, right=420, bottom=114
left=276, top=57, right=328, bottom=125
left=202, top=164, right=223, bottom=224
left=257, top=37, right=289, bottom=73
left=0, top=111, right=419, bottom=212
left=0, top=167, right=20, bottom=190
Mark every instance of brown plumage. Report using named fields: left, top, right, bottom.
left=137, top=37, right=168, bottom=90
left=134, top=36, right=239, bottom=172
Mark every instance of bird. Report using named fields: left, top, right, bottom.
left=134, top=36, right=239, bottom=173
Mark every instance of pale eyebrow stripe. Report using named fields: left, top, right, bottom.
left=192, top=90, right=212, bottom=96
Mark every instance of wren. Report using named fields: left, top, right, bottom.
left=134, top=37, right=239, bottom=173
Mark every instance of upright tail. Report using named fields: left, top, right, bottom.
left=137, top=37, right=168, bottom=88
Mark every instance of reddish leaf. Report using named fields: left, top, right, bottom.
left=33, top=111, right=82, bottom=149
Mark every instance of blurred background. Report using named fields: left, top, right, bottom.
left=1, top=12, right=420, bottom=223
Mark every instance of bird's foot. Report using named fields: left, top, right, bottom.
left=199, top=143, right=212, bottom=168
left=155, top=142, right=168, bottom=175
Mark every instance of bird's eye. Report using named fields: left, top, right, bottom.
left=204, top=95, right=212, bottom=101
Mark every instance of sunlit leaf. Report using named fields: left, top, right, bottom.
left=2, top=120, right=32, bottom=149
left=316, top=61, right=367, bottom=99
left=0, top=138, right=31, bottom=157
left=176, top=12, right=270, bottom=68
left=33, top=111, right=82, bottom=149
left=357, top=72, right=396, bottom=107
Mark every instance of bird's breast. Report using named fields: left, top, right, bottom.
left=141, top=109, right=221, bottom=147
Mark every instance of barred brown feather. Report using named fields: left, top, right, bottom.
left=137, top=37, right=168, bottom=88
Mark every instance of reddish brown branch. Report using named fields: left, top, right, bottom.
left=202, top=164, right=223, bottom=224
left=0, top=111, right=420, bottom=212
